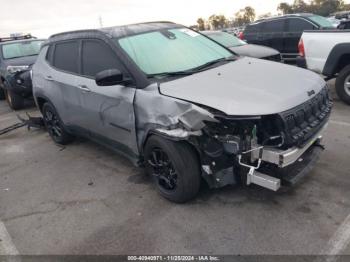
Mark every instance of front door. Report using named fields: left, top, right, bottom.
left=75, top=39, right=138, bottom=156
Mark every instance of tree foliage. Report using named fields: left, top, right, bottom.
left=208, top=14, right=229, bottom=29
left=196, top=6, right=256, bottom=30
left=277, top=0, right=346, bottom=17
left=196, top=18, right=205, bottom=31
left=234, top=6, right=256, bottom=26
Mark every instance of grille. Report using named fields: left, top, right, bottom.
left=263, top=54, right=282, bottom=62
left=279, top=86, right=332, bottom=148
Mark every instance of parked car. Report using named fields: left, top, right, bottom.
left=333, top=11, right=350, bottom=20
left=0, top=35, right=44, bottom=109
left=202, top=31, right=282, bottom=62
left=32, top=22, right=332, bottom=203
left=240, top=13, right=336, bottom=62
left=327, top=16, right=341, bottom=28
left=222, top=27, right=245, bottom=37
left=337, top=19, right=350, bottom=29
left=298, top=30, right=350, bottom=104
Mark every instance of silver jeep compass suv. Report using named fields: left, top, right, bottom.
left=32, top=22, right=332, bottom=203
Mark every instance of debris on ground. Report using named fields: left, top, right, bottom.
left=0, top=113, right=45, bottom=136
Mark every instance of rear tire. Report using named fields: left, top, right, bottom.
left=336, top=65, right=350, bottom=105
left=42, top=102, right=74, bottom=145
left=5, top=89, right=25, bottom=110
left=144, top=136, right=201, bottom=203
left=0, top=87, right=5, bottom=100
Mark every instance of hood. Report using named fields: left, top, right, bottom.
left=2, top=55, right=38, bottom=67
left=229, top=44, right=280, bottom=59
left=159, top=57, right=326, bottom=116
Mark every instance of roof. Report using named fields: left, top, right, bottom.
left=0, top=38, right=44, bottom=46
left=253, top=13, right=314, bottom=23
left=47, top=21, right=181, bottom=44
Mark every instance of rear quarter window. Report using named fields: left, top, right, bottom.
left=53, top=41, right=79, bottom=74
left=287, top=18, right=315, bottom=32
left=46, top=45, right=54, bottom=64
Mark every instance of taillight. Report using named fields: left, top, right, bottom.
left=298, top=39, right=305, bottom=57
left=238, top=31, right=244, bottom=40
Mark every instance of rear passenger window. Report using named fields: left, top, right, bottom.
left=82, top=40, right=122, bottom=78
left=288, top=18, right=314, bottom=32
left=264, top=19, right=285, bottom=32
left=245, top=24, right=261, bottom=33
left=53, top=41, right=79, bottom=74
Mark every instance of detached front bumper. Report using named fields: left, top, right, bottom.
left=252, top=124, right=326, bottom=168
left=245, top=124, right=327, bottom=191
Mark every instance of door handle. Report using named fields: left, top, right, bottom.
left=45, top=75, right=54, bottom=81
left=77, top=85, right=91, bottom=92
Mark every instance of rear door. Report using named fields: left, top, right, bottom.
left=285, top=17, right=316, bottom=58
left=50, top=40, right=85, bottom=129
left=244, top=23, right=262, bottom=45
left=75, top=39, right=138, bottom=155
left=260, top=19, right=286, bottom=52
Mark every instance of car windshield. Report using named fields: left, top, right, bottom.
left=2, top=40, right=44, bottom=59
left=309, top=15, right=336, bottom=28
left=205, top=32, right=246, bottom=48
left=117, top=28, right=233, bottom=76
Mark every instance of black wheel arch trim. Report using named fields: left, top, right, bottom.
left=323, top=43, right=350, bottom=77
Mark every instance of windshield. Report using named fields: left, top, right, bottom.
left=205, top=32, right=246, bottom=48
left=309, top=15, right=336, bottom=28
left=117, top=28, right=233, bottom=75
left=2, top=40, right=44, bottom=59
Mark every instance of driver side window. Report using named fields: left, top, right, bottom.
left=81, top=39, right=124, bottom=78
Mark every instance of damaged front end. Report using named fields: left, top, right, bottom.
left=144, top=86, right=332, bottom=192
left=5, top=67, right=33, bottom=98
left=136, top=83, right=332, bottom=192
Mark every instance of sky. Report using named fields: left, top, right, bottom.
left=0, top=0, right=347, bottom=38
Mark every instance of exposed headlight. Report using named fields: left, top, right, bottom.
left=7, top=65, right=29, bottom=74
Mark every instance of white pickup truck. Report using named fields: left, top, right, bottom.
left=297, top=30, right=350, bottom=104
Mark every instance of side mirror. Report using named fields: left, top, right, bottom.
left=95, top=69, right=124, bottom=86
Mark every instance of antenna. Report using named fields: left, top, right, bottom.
left=99, top=16, right=103, bottom=28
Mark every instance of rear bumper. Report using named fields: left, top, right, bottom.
left=296, top=56, right=307, bottom=68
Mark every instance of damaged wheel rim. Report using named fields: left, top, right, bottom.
left=148, top=148, right=177, bottom=192
left=345, top=75, right=350, bottom=97
left=44, top=110, right=62, bottom=139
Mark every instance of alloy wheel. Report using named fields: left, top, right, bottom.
left=148, top=148, right=178, bottom=192
left=44, top=109, right=62, bottom=140
left=344, top=75, right=350, bottom=97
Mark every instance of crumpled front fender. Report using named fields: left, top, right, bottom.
left=134, top=84, right=219, bottom=152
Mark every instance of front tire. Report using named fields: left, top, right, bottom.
left=144, top=136, right=201, bottom=203
left=0, top=87, right=5, bottom=100
left=42, top=102, right=74, bottom=145
left=336, top=65, right=350, bottom=105
left=5, top=88, right=24, bottom=110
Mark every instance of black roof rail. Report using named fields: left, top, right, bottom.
left=0, top=34, right=36, bottom=43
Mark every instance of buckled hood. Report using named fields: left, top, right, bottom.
left=159, top=57, right=326, bottom=116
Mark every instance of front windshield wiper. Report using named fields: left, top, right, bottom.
left=147, top=57, right=236, bottom=79
left=189, top=57, right=236, bottom=72
left=147, top=71, right=194, bottom=79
